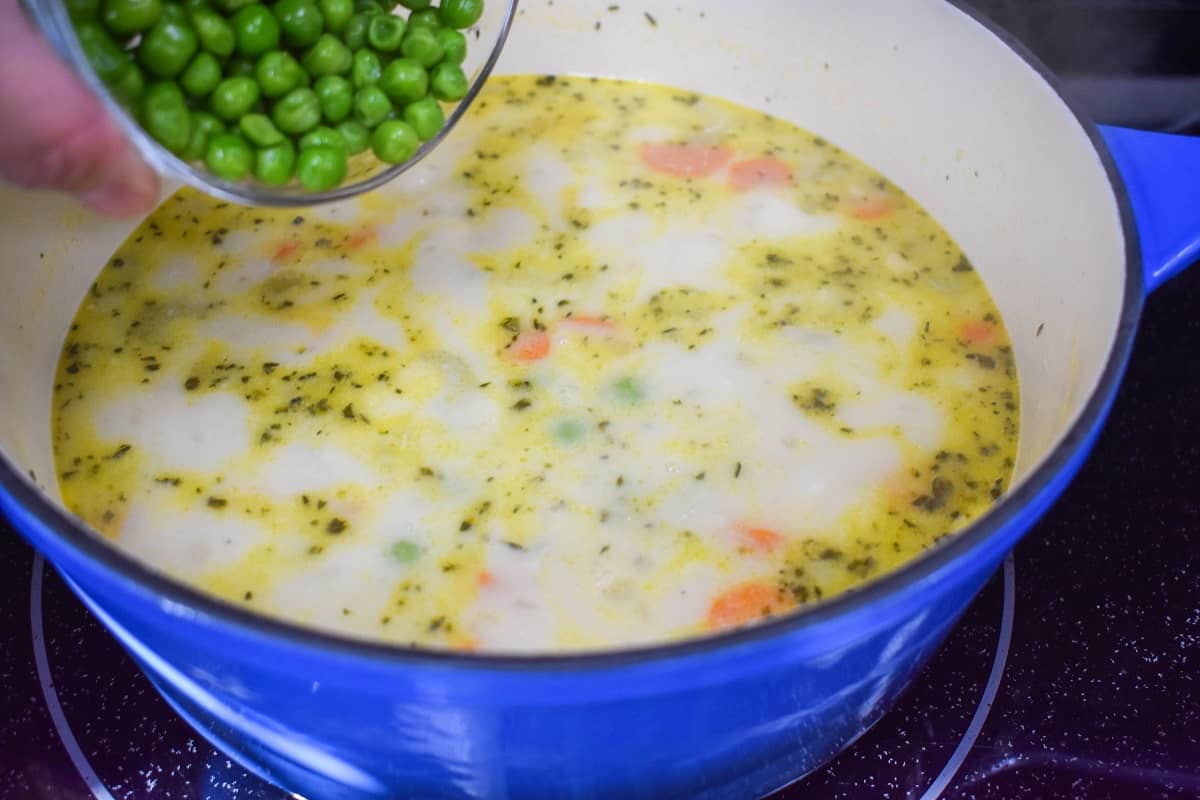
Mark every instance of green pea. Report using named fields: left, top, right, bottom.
left=231, top=5, right=281, bottom=56
left=406, top=7, right=438, bottom=29
left=255, top=139, right=296, bottom=185
left=210, top=0, right=255, bottom=14
left=296, top=146, right=347, bottom=190
left=612, top=376, right=645, bottom=405
left=437, top=0, right=481, bottom=29
left=397, top=0, right=427, bottom=8
left=299, top=125, right=346, bottom=153
left=341, top=13, right=370, bottom=49
left=210, top=75, right=260, bottom=120
left=318, top=0, right=353, bottom=32
left=193, top=110, right=226, bottom=134
left=102, top=0, right=163, bottom=34
left=67, top=0, right=101, bottom=20
left=181, top=0, right=209, bottom=12
left=371, top=119, right=418, bottom=163
left=552, top=418, right=586, bottom=444
left=429, top=61, right=467, bottom=101
left=137, top=16, right=198, bottom=78
left=314, top=75, right=354, bottom=122
left=142, top=81, right=192, bottom=153
left=350, top=48, right=382, bottom=88
left=302, top=33, right=352, bottom=75
left=379, top=57, right=427, bottom=104
left=366, top=14, right=405, bottom=52
left=273, top=0, right=324, bottom=48
left=227, top=56, right=258, bottom=77
left=239, top=112, right=285, bottom=145
left=352, top=0, right=383, bottom=15
left=335, top=119, right=370, bottom=153
left=434, top=27, right=466, bottom=65
left=180, top=50, right=222, bottom=96
left=399, top=26, right=442, bottom=68
left=256, top=50, right=305, bottom=97
left=389, top=539, right=422, bottom=564
left=353, top=85, right=392, bottom=127
left=75, top=21, right=133, bottom=83
left=108, top=62, right=146, bottom=106
left=189, top=8, right=235, bottom=57
left=271, top=86, right=322, bottom=133
left=205, top=132, right=254, bottom=180
left=182, top=110, right=223, bottom=160
left=158, top=3, right=186, bottom=23
left=402, top=95, right=443, bottom=140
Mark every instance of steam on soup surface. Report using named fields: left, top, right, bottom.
left=52, top=75, right=1018, bottom=652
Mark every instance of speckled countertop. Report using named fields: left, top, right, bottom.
left=0, top=261, right=1196, bottom=800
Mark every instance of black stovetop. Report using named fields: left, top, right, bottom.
left=4, top=5, right=1200, bottom=799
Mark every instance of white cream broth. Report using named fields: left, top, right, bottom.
left=52, top=76, right=1018, bottom=652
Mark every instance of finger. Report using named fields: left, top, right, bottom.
left=0, top=0, right=158, bottom=216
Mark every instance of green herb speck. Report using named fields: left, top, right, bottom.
left=612, top=376, right=645, bottom=405
left=391, top=539, right=422, bottom=564
left=553, top=418, right=586, bottom=443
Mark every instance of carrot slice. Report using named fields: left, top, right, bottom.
left=561, top=314, right=617, bottom=332
left=271, top=239, right=302, bottom=264
left=706, top=581, right=790, bottom=630
left=477, top=569, right=495, bottom=588
left=729, top=157, right=793, bottom=191
left=507, top=330, right=551, bottom=362
left=845, top=196, right=893, bottom=220
left=347, top=227, right=377, bottom=249
left=736, top=523, right=784, bottom=552
left=960, top=320, right=997, bottom=345
left=638, top=142, right=733, bottom=179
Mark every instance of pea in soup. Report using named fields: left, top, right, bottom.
left=52, top=75, right=1018, bottom=652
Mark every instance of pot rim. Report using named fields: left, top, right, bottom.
left=0, top=0, right=1145, bottom=671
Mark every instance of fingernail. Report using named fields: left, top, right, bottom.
left=80, top=151, right=159, bottom=217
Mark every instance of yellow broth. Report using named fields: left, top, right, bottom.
left=52, top=75, right=1019, bottom=652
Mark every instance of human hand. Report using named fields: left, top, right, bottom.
left=0, top=0, right=158, bottom=216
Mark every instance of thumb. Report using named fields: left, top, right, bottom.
left=0, top=0, right=158, bottom=216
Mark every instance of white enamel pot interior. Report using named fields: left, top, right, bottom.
left=0, top=0, right=1131, bottom=666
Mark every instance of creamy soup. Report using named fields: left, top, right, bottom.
left=52, top=75, right=1018, bottom=652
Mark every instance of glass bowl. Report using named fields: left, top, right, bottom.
left=20, top=0, right=519, bottom=206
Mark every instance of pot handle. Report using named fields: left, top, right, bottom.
left=1100, top=125, right=1200, bottom=293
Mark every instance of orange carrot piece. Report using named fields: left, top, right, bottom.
left=729, top=157, right=793, bottom=191
left=706, top=581, right=789, bottom=630
left=736, top=523, right=784, bottom=552
left=347, top=227, right=377, bottom=249
left=271, top=240, right=302, bottom=264
left=846, top=196, right=894, bottom=220
left=960, top=320, right=997, bottom=345
left=477, top=569, right=495, bottom=588
left=507, top=330, right=551, bottom=362
left=561, top=314, right=617, bottom=332
left=638, top=142, right=734, bottom=179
